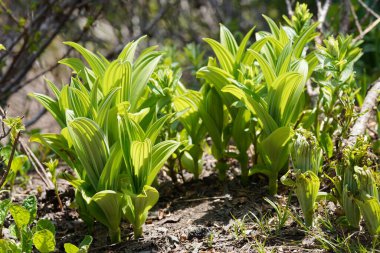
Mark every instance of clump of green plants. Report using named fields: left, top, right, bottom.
left=31, top=37, right=179, bottom=242
left=0, top=196, right=56, bottom=253
left=198, top=3, right=318, bottom=191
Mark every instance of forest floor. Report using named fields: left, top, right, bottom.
left=4, top=155, right=378, bottom=253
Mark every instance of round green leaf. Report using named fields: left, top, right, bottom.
left=33, top=229, right=56, bottom=253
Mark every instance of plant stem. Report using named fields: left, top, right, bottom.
left=133, top=225, right=143, bottom=239
left=0, top=131, right=21, bottom=188
left=268, top=176, right=278, bottom=195
left=109, top=227, right=121, bottom=243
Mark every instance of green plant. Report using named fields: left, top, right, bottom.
left=281, top=128, right=322, bottom=227
left=0, top=196, right=56, bottom=253
left=354, top=166, right=380, bottom=235
left=263, top=196, right=291, bottom=232
left=199, top=4, right=318, bottom=192
left=332, top=138, right=373, bottom=229
left=44, top=159, right=63, bottom=210
left=313, top=35, right=363, bottom=156
left=197, top=24, right=256, bottom=184
left=64, top=235, right=93, bottom=253
left=0, top=109, right=27, bottom=191
left=31, top=38, right=179, bottom=241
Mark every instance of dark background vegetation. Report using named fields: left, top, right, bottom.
left=0, top=0, right=379, bottom=127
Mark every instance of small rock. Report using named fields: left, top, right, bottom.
left=180, top=233, right=187, bottom=242
left=167, top=235, right=180, bottom=244
left=187, top=227, right=210, bottom=240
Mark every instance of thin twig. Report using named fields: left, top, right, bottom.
left=349, top=1, right=363, bottom=34
left=19, top=140, right=54, bottom=189
left=0, top=131, right=21, bottom=188
left=354, top=17, right=380, bottom=42
left=358, top=0, right=380, bottom=19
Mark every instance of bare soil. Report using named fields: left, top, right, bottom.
left=3, top=158, right=376, bottom=253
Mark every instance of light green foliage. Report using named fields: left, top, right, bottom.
left=354, top=166, right=380, bottom=235
left=2, top=116, right=25, bottom=143
left=0, top=196, right=56, bottom=253
left=282, top=129, right=322, bottom=227
left=32, top=230, right=55, bottom=253
left=31, top=37, right=179, bottom=241
left=198, top=3, right=317, bottom=191
left=313, top=36, right=363, bottom=155
left=333, top=137, right=377, bottom=229
left=64, top=235, right=93, bottom=253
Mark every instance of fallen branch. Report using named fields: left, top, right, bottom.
left=348, top=78, right=380, bottom=146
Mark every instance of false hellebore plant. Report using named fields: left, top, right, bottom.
left=281, top=128, right=322, bottom=227
left=30, top=37, right=179, bottom=242
left=198, top=3, right=318, bottom=192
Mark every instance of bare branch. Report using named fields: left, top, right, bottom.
left=348, top=78, right=380, bottom=146
left=349, top=2, right=363, bottom=34
left=358, top=0, right=380, bottom=19
left=285, top=0, right=294, bottom=17
left=317, top=0, right=332, bottom=31
left=354, top=17, right=380, bottom=42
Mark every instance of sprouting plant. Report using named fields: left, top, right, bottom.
left=0, top=196, right=56, bottom=253
left=0, top=108, right=27, bottom=191
left=282, top=128, right=322, bottom=227
left=44, top=159, right=63, bottom=210
left=263, top=196, right=291, bottom=232
left=197, top=24, right=258, bottom=184
left=332, top=137, right=373, bottom=229
left=353, top=166, right=380, bottom=235
left=64, top=235, right=93, bottom=253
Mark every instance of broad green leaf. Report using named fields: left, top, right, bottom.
left=64, top=42, right=106, bottom=78
left=9, top=205, right=30, bottom=229
left=22, top=195, right=37, bottom=224
left=28, top=93, right=65, bottom=127
left=30, top=133, right=77, bottom=170
left=102, top=59, right=132, bottom=98
left=36, top=219, right=56, bottom=235
left=88, top=190, right=124, bottom=242
left=222, top=84, right=278, bottom=135
left=118, top=36, right=146, bottom=62
left=220, top=24, right=238, bottom=56
left=64, top=243, right=80, bottom=253
left=79, top=235, right=93, bottom=250
left=131, top=139, right=152, bottom=191
left=130, top=51, right=161, bottom=110
left=259, top=126, right=293, bottom=172
left=98, top=143, right=123, bottom=191
left=147, top=140, right=180, bottom=185
left=293, top=22, right=319, bottom=58
left=263, top=15, right=280, bottom=38
left=295, top=171, right=320, bottom=227
left=247, top=49, right=276, bottom=85
left=32, top=229, right=56, bottom=253
left=203, top=38, right=234, bottom=73
left=68, top=118, right=109, bottom=190
left=356, top=195, right=380, bottom=235
left=236, top=27, right=255, bottom=63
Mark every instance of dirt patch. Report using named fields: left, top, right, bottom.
left=3, top=163, right=375, bottom=253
